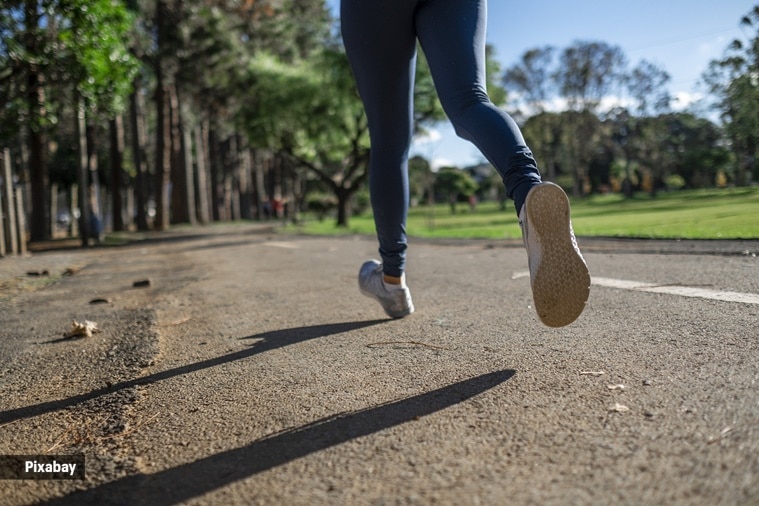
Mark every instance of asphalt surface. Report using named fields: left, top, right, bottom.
left=1, top=224, right=757, bottom=505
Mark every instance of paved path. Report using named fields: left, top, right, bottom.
left=1, top=225, right=757, bottom=505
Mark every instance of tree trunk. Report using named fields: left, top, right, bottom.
left=130, top=86, right=150, bottom=231
left=239, top=143, right=253, bottom=220
left=251, top=149, right=266, bottom=220
left=228, top=134, right=240, bottom=221
left=194, top=123, right=211, bottom=224
left=109, top=115, right=125, bottom=231
left=154, top=78, right=171, bottom=230
left=182, top=114, right=197, bottom=225
left=733, top=137, right=747, bottom=187
left=86, top=121, right=103, bottom=240
left=336, top=187, right=351, bottom=227
left=169, top=84, right=190, bottom=224
left=290, top=168, right=303, bottom=224
left=332, top=171, right=366, bottom=228
left=209, top=127, right=222, bottom=221
left=24, top=0, right=48, bottom=242
left=154, top=0, right=172, bottom=231
left=75, top=98, right=90, bottom=246
left=49, top=182, right=58, bottom=237
left=27, top=71, right=48, bottom=242
left=2, top=148, right=17, bottom=254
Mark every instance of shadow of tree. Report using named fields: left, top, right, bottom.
left=48, top=369, right=515, bottom=505
left=0, top=320, right=387, bottom=425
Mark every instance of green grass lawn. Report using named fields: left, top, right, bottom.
left=285, top=187, right=759, bottom=240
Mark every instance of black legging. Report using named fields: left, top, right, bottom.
left=342, top=0, right=541, bottom=278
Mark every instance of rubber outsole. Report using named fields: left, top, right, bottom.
left=524, top=183, right=590, bottom=327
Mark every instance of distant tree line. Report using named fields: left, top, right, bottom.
left=500, top=28, right=757, bottom=198
left=0, top=1, right=756, bottom=242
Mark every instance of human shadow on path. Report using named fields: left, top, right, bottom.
left=0, top=320, right=387, bottom=425
left=48, top=369, right=515, bottom=505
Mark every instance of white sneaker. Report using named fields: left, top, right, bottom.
left=519, top=182, right=590, bottom=327
left=358, top=260, right=414, bottom=318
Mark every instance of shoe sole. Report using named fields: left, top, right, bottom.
left=525, top=183, right=590, bottom=327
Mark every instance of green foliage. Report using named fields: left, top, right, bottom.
left=306, top=192, right=337, bottom=221
left=58, top=0, right=139, bottom=115
left=702, top=5, right=759, bottom=185
left=412, top=48, right=446, bottom=129
left=665, top=174, right=686, bottom=190
left=408, top=155, right=434, bottom=204
left=626, top=60, right=671, bottom=116
left=0, top=0, right=138, bottom=140
left=3, top=0, right=758, bottom=241
left=502, top=45, right=556, bottom=113
left=557, top=40, right=627, bottom=113
left=434, top=166, right=478, bottom=213
left=242, top=48, right=364, bottom=159
left=240, top=46, right=369, bottom=226
left=661, top=113, right=731, bottom=188
left=484, top=45, right=507, bottom=106
left=353, top=189, right=370, bottom=215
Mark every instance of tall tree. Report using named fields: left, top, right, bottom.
left=0, top=0, right=138, bottom=242
left=555, top=40, right=626, bottom=196
left=520, top=111, right=567, bottom=182
left=703, top=5, right=759, bottom=186
left=503, top=46, right=556, bottom=115
left=241, top=40, right=453, bottom=227
left=626, top=60, right=671, bottom=117
left=608, top=60, right=672, bottom=196
left=64, top=0, right=138, bottom=244
left=1, top=1, right=52, bottom=241
left=408, top=155, right=434, bottom=206
left=242, top=49, right=368, bottom=226
left=434, top=166, right=478, bottom=215
left=504, top=47, right=559, bottom=179
left=152, top=0, right=178, bottom=230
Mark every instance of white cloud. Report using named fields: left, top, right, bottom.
left=430, top=157, right=454, bottom=171
left=413, top=129, right=442, bottom=145
left=672, top=91, right=704, bottom=110
left=599, top=95, right=635, bottom=111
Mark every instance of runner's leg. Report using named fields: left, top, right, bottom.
left=341, top=0, right=418, bottom=278
left=415, top=0, right=542, bottom=213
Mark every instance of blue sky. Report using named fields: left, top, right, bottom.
left=326, top=0, right=754, bottom=168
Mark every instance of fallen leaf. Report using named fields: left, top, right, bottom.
left=64, top=320, right=100, bottom=339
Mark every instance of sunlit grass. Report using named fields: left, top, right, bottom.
left=284, top=187, right=759, bottom=240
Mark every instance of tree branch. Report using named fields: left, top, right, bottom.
left=282, top=148, right=337, bottom=191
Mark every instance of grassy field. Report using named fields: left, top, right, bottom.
left=286, top=187, right=759, bottom=240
